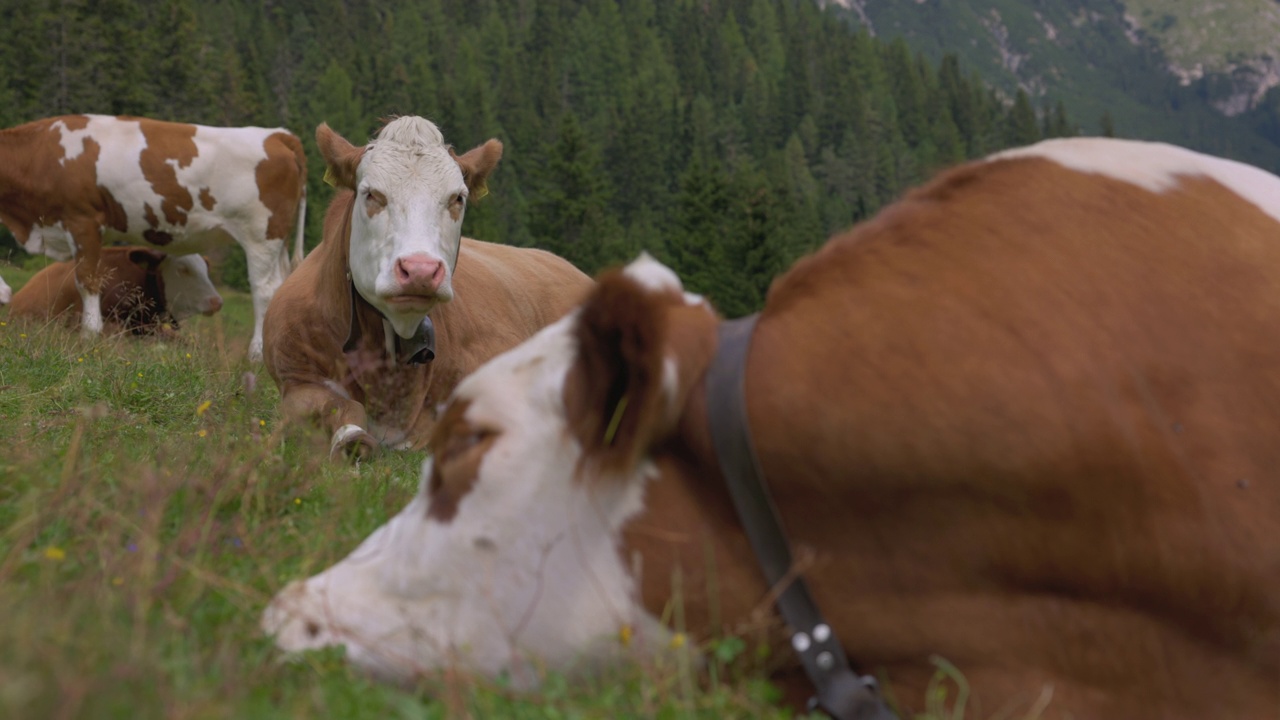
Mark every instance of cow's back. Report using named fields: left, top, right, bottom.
left=431, top=238, right=592, bottom=390
left=1, top=115, right=302, bottom=254
left=8, top=262, right=81, bottom=320
left=446, top=239, right=591, bottom=335
left=9, top=249, right=153, bottom=324
left=261, top=219, right=351, bottom=386
left=743, top=150, right=1280, bottom=717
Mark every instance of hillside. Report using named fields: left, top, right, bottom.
left=0, top=0, right=1081, bottom=318
left=823, top=0, right=1280, bottom=171
left=1124, top=0, right=1280, bottom=115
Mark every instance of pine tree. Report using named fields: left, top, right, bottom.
left=308, top=60, right=364, bottom=141
left=1006, top=89, right=1041, bottom=147
left=1051, top=101, right=1075, bottom=137
left=1100, top=111, right=1117, bottom=137
left=150, top=0, right=219, bottom=123
left=528, top=111, right=616, bottom=272
left=666, top=158, right=743, bottom=314
left=884, top=38, right=927, bottom=148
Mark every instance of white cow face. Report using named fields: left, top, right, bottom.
left=156, top=253, right=223, bottom=320
left=316, top=118, right=502, bottom=339
left=262, top=255, right=712, bottom=684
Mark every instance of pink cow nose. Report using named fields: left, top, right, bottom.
left=204, top=295, right=223, bottom=315
left=395, top=254, right=445, bottom=294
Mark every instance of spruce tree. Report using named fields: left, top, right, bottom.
left=1006, top=89, right=1041, bottom=147
left=528, top=111, right=615, bottom=272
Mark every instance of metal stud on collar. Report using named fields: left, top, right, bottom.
left=708, top=316, right=900, bottom=720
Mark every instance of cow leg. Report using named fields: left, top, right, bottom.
left=242, top=237, right=290, bottom=362
left=279, top=382, right=379, bottom=461
left=70, top=226, right=105, bottom=337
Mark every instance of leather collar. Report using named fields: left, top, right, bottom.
left=342, top=278, right=436, bottom=365
left=142, top=262, right=177, bottom=330
left=705, top=314, right=898, bottom=720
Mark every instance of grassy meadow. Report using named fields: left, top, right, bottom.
left=0, top=262, right=851, bottom=720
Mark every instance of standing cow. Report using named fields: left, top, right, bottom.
left=263, top=116, right=592, bottom=459
left=0, top=115, right=306, bottom=360
left=8, top=246, right=222, bottom=333
left=265, top=138, right=1280, bottom=720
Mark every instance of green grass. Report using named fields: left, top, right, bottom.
left=0, top=264, right=835, bottom=720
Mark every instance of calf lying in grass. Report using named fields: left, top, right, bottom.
left=8, top=247, right=222, bottom=334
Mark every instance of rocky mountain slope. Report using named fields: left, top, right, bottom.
left=822, top=0, right=1280, bottom=170
left=1123, top=0, right=1280, bottom=116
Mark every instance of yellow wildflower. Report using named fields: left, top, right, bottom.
left=197, top=429, right=208, bottom=438
left=44, top=547, right=66, bottom=561
left=670, top=633, right=687, bottom=649
left=618, top=624, right=633, bottom=646
left=196, top=400, right=212, bottom=417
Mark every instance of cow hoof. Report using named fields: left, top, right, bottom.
left=331, top=424, right=378, bottom=462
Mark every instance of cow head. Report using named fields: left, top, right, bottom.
left=134, top=250, right=222, bottom=320
left=262, top=255, right=714, bottom=683
left=316, top=117, right=502, bottom=339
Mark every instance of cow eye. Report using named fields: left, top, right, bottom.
left=451, top=193, right=466, bottom=208
left=440, top=427, right=496, bottom=465
left=364, top=189, right=388, bottom=214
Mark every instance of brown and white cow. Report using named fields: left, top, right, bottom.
left=0, top=114, right=306, bottom=360
left=264, top=138, right=1280, bottom=719
left=8, top=246, right=222, bottom=333
left=263, top=117, right=592, bottom=458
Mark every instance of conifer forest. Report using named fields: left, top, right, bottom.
left=0, top=0, right=1081, bottom=317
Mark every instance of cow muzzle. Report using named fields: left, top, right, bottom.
left=393, top=253, right=445, bottom=298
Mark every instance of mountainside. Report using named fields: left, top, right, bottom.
left=1124, top=0, right=1280, bottom=115
left=822, top=0, right=1280, bottom=171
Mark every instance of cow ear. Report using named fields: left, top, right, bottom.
left=450, top=139, right=503, bottom=201
left=564, top=269, right=673, bottom=477
left=316, top=123, right=363, bottom=190
left=128, top=248, right=165, bottom=268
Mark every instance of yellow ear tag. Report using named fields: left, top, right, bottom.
left=474, top=183, right=490, bottom=201
left=603, top=395, right=629, bottom=446
left=322, top=166, right=338, bottom=188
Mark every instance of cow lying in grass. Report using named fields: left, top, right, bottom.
left=263, top=117, right=592, bottom=459
left=8, top=246, right=222, bottom=333
left=264, top=137, right=1280, bottom=719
